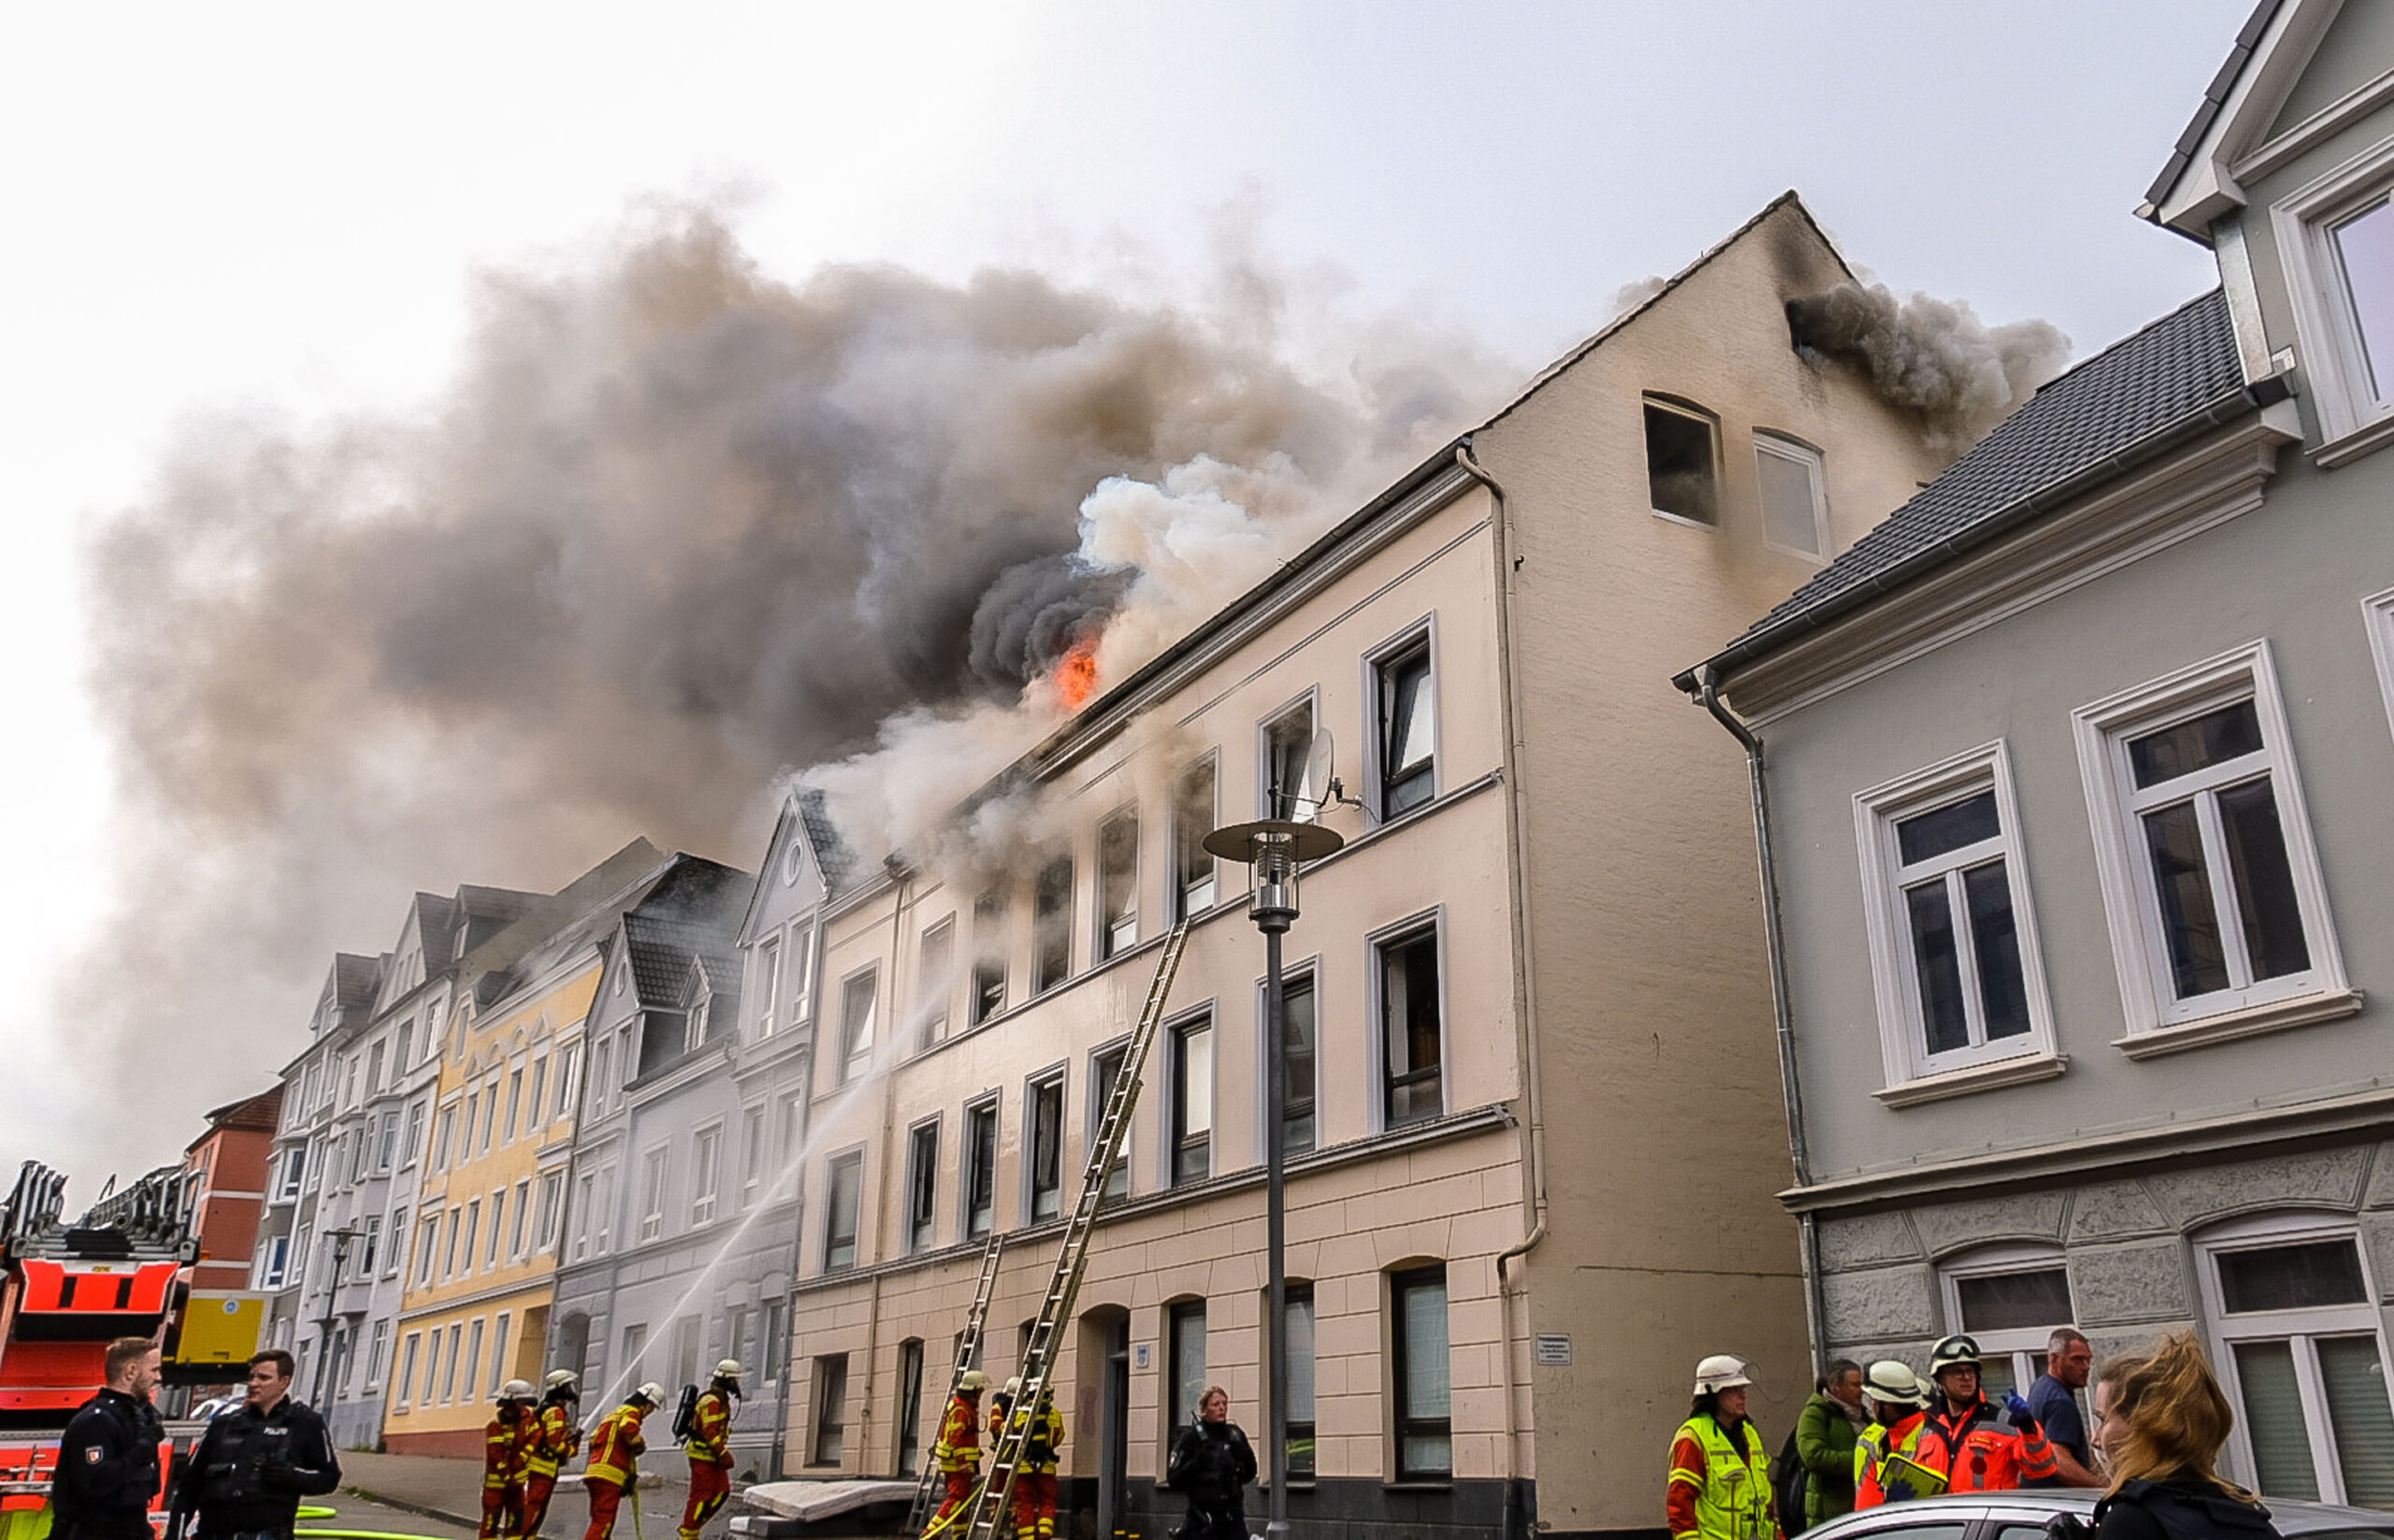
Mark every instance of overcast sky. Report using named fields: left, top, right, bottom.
left=0, top=1, right=2249, bottom=1194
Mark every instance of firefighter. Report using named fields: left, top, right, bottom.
left=1853, top=1361, right=1931, bottom=1509
left=1010, top=1387, right=1065, bottom=1540
left=523, top=1371, right=583, bottom=1540
left=1666, top=1355, right=1776, bottom=1540
left=51, top=1337, right=165, bottom=1540
left=928, top=1370, right=989, bottom=1535
left=482, top=1381, right=538, bottom=1540
left=584, top=1383, right=663, bottom=1540
left=1907, top=1335, right=2056, bottom=1495
left=678, top=1360, right=741, bottom=1540
left=988, top=1377, right=1018, bottom=1444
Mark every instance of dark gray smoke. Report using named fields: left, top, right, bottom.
left=68, top=202, right=1501, bottom=1176
left=1787, top=281, right=2070, bottom=450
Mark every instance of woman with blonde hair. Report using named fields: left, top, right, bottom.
left=2063, top=1331, right=2282, bottom=1540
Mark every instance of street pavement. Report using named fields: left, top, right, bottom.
left=340, top=1451, right=702, bottom=1540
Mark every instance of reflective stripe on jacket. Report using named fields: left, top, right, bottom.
left=586, top=1406, right=647, bottom=1487
left=1911, top=1399, right=2056, bottom=1493
left=1010, top=1402, right=1065, bottom=1476
left=1853, top=1415, right=1930, bottom=1509
left=684, top=1389, right=733, bottom=1466
left=526, top=1403, right=581, bottom=1477
left=933, top=1395, right=982, bottom=1474
left=1666, top=1415, right=1776, bottom=1540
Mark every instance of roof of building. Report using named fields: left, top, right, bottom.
left=1685, top=287, right=2253, bottom=685
left=621, top=910, right=745, bottom=1015
left=329, top=952, right=382, bottom=1017
left=193, top=1085, right=284, bottom=1144
left=796, top=788, right=858, bottom=896
left=2145, top=0, right=2283, bottom=210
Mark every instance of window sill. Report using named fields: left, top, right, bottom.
left=1873, top=1052, right=2067, bottom=1108
left=2312, top=412, right=2394, bottom=469
left=2113, top=987, right=2364, bottom=1059
left=1383, top=1479, right=1455, bottom=1492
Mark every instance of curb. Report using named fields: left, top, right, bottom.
left=341, top=1484, right=482, bottom=1531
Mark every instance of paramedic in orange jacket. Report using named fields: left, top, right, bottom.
left=928, top=1370, right=990, bottom=1535
left=1907, top=1336, right=2057, bottom=1495
left=584, top=1383, right=663, bottom=1540
left=482, top=1382, right=538, bottom=1540
left=523, top=1371, right=584, bottom=1540
left=678, top=1361, right=742, bottom=1540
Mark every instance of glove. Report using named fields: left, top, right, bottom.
left=2045, top=1516, right=2091, bottom=1540
left=2002, top=1393, right=2041, bottom=1436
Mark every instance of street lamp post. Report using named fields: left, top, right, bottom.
left=1203, top=816, right=1343, bottom=1540
left=311, top=1227, right=365, bottom=1406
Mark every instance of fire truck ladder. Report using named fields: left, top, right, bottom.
left=903, top=1231, right=1008, bottom=1537
left=957, top=918, right=1191, bottom=1540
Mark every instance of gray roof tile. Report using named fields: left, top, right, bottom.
left=1709, top=287, right=2245, bottom=670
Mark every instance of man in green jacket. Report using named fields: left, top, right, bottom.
left=1794, top=1360, right=1866, bottom=1531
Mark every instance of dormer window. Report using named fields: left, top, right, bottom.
left=1644, top=398, right=1719, bottom=525
left=2274, top=149, right=2394, bottom=454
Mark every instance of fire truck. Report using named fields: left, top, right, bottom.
left=0, top=1161, right=198, bottom=1540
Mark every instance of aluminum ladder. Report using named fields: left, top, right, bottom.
left=958, top=919, right=1192, bottom=1540
left=905, top=1231, right=1008, bottom=1536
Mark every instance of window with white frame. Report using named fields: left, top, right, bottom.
left=972, top=890, right=1008, bottom=1026
left=2364, top=587, right=2394, bottom=747
left=2199, top=1215, right=2394, bottom=1506
left=1033, top=856, right=1074, bottom=995
left=534, top=1173, right=563, bottom=1254
left=904, top=1118, right=940, bottom=1254
left=822, top=1151, right=862, bottom=1272
left=258, top=1234, right=291, bottom=1289
left=1261, top=697, right=1321, bottom=822
left=917, top=919, right=955, bottom=1047
left=1098, top=813, right=1139, bottom=961
left=1026, top=1072, right=1065, bottom=1222
left=1376, top=921, right=1444, bottom=1130
left=2272, top=147, right=2394, bottom=445
left=839, top=968, right=877, bottom=1085
left=509, top=1179, right=530, bottom=1259
left=690, top=1125, right=722, bottom=1226
left=1171, top=758, right=1218, bottom=920
left=740, top=1104, right=767, bottom=1208
left=1939, top=1245, right=2076, bottom=1401
left=639, top=1146, right=668, bottom=1243
left=787, top=920, right=817, bottom=1029
left=1267, top=967, right=1318, bottom=1156
left=1644, top=397, right=1719, bottom=525
left=756, top=936, right=783, bottom=1039
left=1169, top=1013, right=1213, bottom=1185
left=1372, top=635, right=1436, bottom=819
left=1755, top=433, right=1829, bottom=556
left=2072, top=643, right=2346, bottom=1038
left=1854, top=743, right=2054, bottom=1087
left=962, top=1098, right=999, bottom=1239
left=1090, top=1041, right=1131, bottom=1201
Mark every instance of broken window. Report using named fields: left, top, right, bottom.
left=1098, top=812, right=1138, bottom=960
left=1644, top=399, right=1719, bottom=525
left=1033, top=856, right=1073, bottom=995
left=1171, top=760, right=1218, bottom=920
left=972, top=889, right=1007, bottom=1025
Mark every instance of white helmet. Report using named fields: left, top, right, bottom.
left=545, top=1370, right=579, bottom=1391
left=499, top=1379, right=536, bottom=1402
left=1693, top=1354, right=1753, bottom=1395
left=1002, top=1376, right=1022, bottom=1397
left=634, top=1381, right=667, bottom=1405
left=714, top=1359, right=743, bottom=1379
left=958, top=1369, right=989, bottom=1392
left=1862, top=1360, right=1927, bottom=1410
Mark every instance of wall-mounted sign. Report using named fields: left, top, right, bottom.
left=1133, top=1343, right=1152, bottom=1370
left=1535, top=1333, right=1572, bottom=1367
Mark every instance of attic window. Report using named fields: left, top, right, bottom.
left=1644, top=399, right=1718, bottom=525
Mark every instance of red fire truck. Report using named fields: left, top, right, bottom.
left=0, top=1162, right=197, bottom=1540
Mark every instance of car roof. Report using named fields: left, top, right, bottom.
left=1811, top=1492, right=2394, bottom=1538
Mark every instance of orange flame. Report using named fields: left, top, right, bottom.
left=1053, top=637, right=1101, bottom=712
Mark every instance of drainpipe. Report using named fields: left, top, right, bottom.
left=1454, top=439, right=1545, bottom=1540
left=1691, top=666, right=1827, bottom=1373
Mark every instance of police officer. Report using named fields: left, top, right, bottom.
left=170, top=1349, right=340, bottom=1540
left=52, top=1337, right=166, bottom=1540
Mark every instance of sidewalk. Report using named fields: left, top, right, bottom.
left=342, top=1451, right=695, bottom=1534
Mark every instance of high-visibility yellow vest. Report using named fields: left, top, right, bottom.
left=1668, top=1415, right=1774, bottom=1540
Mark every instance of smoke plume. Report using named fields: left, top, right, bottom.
left=1787, top=281, right=2070, bottom=451
left=65, top=201, right=1505, bottom=1177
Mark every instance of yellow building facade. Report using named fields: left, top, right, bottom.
left=383, top=841, right=671, bottom=1455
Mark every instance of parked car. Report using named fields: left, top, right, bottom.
left=1805, top=1490, right=2394, bottom=1540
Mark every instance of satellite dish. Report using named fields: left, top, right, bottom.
left=1302, top=730, right=1335, bottom=816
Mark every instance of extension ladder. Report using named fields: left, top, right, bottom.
left=903, top=1231, right=1008, bottom=1537
left=957, top=920, right=1192, bottom=1540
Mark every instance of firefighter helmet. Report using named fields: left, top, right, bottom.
left=1928, top=1334, right=1983, bottom=1376
left=1002, top=1376, right=1022, bottom=1397
left=499, top=1378, right=536, bottom=1402
left=714, top=1359, right=743, bottom=1379
left=1862, top=1360, right=1927, bottom=1408
left=959, top=1369, right=989, bottom=1392
left=634, top=1381, right=667, bottom=1405
left=546, top=1369, right=579, bottom=1391
left=1692, top=1354, right=1753, bottom=1395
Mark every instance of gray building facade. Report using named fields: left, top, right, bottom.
left=1687, top=0, right=2394, bottom=1507
left=548, top=795, right=843, bottom=1478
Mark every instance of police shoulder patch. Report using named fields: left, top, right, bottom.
left=85, top=1446, right=104, bottom=1462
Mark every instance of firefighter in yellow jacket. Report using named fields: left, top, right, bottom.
left=482, top=1381, right=538, bottom=1540
left=583, top=1383, right=663, bottom=1540
left=1009, top=1386, right=1065, bottom=1540
left=1666, top=1356, right=1778, bottom=1540
left=928, top=1370, right=990, bottom=1535
left=523, top=1370, right=584, bottom=1539
left=678, top=1360, right=742, bottom=1540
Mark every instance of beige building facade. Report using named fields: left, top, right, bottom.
left=778, top=195, right=1950, bottom=1540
